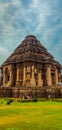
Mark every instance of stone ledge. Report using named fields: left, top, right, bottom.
left=0, top=86, right=62, bottom=98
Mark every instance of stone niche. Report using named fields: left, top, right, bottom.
left=2, top=65, right=12, bottom=87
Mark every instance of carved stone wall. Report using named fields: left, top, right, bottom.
left=1, top=62, right=60, bottom=88
left=0, top=35, right=61, bottom=90
left=0, top=86, right=62, bottom=98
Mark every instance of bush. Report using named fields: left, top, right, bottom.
left=6, top=99, right=13, bottom=105
left=0, top=100, right=3, bottom=105
left=52, top=98, right=62, bottom=102
left=39, top=98, right=47, bottom=102
left=7, top=100, right=11, bottom=105
left=32, top=98, right=38, bottom=102
left=20, top=99, right=32, bottom=103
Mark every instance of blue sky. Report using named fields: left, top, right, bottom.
left=0, top=0, right=62, bottom=65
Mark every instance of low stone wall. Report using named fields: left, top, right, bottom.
left=0, top=86, right=62, bottom=98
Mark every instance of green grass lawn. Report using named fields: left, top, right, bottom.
left=0, top=99, right=62, bottom=130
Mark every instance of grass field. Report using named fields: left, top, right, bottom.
left=0, top=99, right=62, bottom=130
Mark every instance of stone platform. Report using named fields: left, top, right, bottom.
left=0, top=86, right=62, bottom=98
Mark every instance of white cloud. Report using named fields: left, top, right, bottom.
left=0, top=47, right=8, bottom=54
left=0, top=47, right=9, bottom=65
left=0, top=0, right=62, bottom=65
left=50, top=39, right=62, bottom=63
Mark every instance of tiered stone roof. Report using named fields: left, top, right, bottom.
left=2, top=35, right=61, bottom=67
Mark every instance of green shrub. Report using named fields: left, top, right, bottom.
left=32, top=98, right=38, bottom=102
left=0, top=100, right=3, bottom=104
left=6, top=99, right=13, bottom=105
left=39, top=98, right=47, bottom=102
left=9, top=99, right=13, bottom=103
left=7, top=101, right=11, bottom=105
left=20, top=99, right=32, bottom=103
left=52, top=98, right=62, bottom=102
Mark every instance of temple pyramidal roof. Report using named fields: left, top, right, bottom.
left=2, top=35, right=61, bottom=67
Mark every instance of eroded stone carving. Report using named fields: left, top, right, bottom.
left=0, top=35, right=61, bottom=88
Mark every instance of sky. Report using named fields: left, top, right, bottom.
left=0, top=0, right=62, bottom=66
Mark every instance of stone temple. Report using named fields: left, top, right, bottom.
left=0, top=35, right=62, bottom=98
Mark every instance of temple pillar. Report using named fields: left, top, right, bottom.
left=23, top=67, right=26, bottom=86
left=9, top=70, right=12, bottom=85
left=55, top=68, right=58, bottom=85
left=46, top=66, right=52, bottom=86
left=30, top=66, right=36, bottom=86
left=16, top=68, right=19, bottom=81
left=58, top=72, right=61, bottom=82
left=38, top=70, right=43, bottom=87
left=3, top=68, right=6, bottom=85
left=10, top=65, right=15, bottom=86
left=26, top=67, right=31, bottom=86
left=16, top=65, right=20, bottom=86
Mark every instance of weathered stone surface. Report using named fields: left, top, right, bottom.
left=1, top=35, right=60, bottom=66
left=0, top=86, right=62, bottom=98
left=0, top=35, right=62, bottom=97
